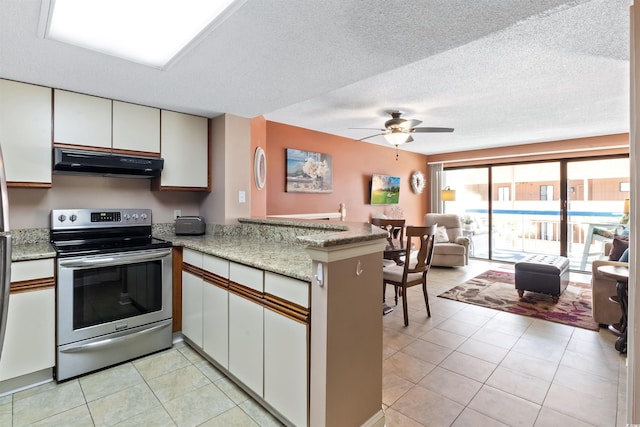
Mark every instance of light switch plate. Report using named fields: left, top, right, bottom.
left=239, top=191, right=246, bottom=203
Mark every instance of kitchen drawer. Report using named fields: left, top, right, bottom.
left=229, top=262, right=263, bottom=292
left=264, top=272, right=309, bottom=308
left=203, top=254, right=229, bottom=279
left=183, top=248, right=203, bottom=268
left=11, top=259, right=54, bottom=282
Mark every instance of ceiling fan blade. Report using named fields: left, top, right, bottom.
left=403, top=119, right=422, bottom=129
left=358, top=132, right=386, bottom=141
left=404, top=135, right=414, bottom=143
left=349, top=127, right=386, bottom=131
left=411, top=127, right=454, bottom=133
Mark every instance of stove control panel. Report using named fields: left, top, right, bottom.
left=51, top=209, right=153, bottom=230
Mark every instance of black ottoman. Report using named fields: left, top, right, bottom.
left=515, top=254, right=570, bottom=303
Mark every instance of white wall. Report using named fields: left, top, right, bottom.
left=201, top=114, right=251, bottom=225
left=8, top=174, right=203, bottom=229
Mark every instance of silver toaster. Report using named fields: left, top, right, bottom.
left=175, top=216, right=206, bottom=235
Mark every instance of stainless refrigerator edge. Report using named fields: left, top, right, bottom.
left=0, top=143, right=11, bottom=360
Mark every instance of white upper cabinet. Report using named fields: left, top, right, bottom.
left=159, top=110, right=209, bottom=190
left=112, top=101, right=160, bottom=154
left=54, top=89, right=112, bottom=149
left=0, top=79, right=52, bottom=186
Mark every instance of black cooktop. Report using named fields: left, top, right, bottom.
left=51, top=236, right=172, bottom=257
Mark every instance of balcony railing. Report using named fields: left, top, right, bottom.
left=462, top=208, right=625, bottom=271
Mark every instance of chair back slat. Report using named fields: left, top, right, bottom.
left=404, top=225, right=436, bottom=276
left=371, top=218, right=406, bottom=245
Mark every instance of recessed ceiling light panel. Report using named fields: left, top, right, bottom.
left=40, top=0, right=245, bottom=69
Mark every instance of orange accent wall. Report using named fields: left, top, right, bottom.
left=263, top=121, right=429, bottom=226
left=256, top=123, right=628, bottom=226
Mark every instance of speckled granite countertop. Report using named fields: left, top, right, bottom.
left=1, top=228, right=56, bottom=262
left=5, top=219, right=387, bottom=277
left=155, top=233, right=313, bottom=281
left=12, top=241, right=56, bottom=262
left=155, top=218, right=387, bottom=282
left=239, top=218, right=387, bottom=247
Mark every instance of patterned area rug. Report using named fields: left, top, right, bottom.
left=438, top=270, right=599, bottom=331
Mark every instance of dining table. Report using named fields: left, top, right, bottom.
left=384, top=238, right=406, bottom=265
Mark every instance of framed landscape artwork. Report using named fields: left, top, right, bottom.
left=286, top=149, right=333, bottom=193
left=370, top=173, right=400, bottom=205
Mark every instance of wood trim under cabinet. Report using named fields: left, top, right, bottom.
left=52, top=142, right=112, bottom=153
left=10, top=277, right=55, bottom=294
left=229, top=281, right=264, bottom=305
left=202, top=271, right=228, bottom=289
left=182, top=263, right=231, bottom=290
left=173, top=247, right=183, bottom=333
left=52, top=142, right=160, bottom=158
left=264, top=293, right=309, bottom=324
left=110, top=148, right=161, bottom=158
left=152, top=184, right=211, bottom=192
left=7, top=182, right=51, bottom=188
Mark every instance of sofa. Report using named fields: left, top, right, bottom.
left=591, top=236, right=629, bottom=326
left=424, top=213, right=470, bottom=267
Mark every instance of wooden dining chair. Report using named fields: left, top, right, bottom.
left=382, top=225, right=437, bottom=326
left=371, top=218, right=405, bottom=245
left=372, top=218, right=407, bottom=304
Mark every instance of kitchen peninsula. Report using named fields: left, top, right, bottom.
left=155, top=217, right=388, bottom=427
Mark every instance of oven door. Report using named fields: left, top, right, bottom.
left=57, top=247, right=172, bottom=346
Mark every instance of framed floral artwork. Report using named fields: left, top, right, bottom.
left=286, top=148, right=333, bottom=193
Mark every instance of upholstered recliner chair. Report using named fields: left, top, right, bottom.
left=424, top=213, right=470, bottom=267
left=591, top=240, right=628, bottom=326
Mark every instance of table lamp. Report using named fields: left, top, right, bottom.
left=442, top=187, right=456, bottom=212
left=621, top=198, right=630, bottom=224
left=442, top=187, right=456, bottom=201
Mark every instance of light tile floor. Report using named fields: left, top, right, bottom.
left=382, top=260, right=627, bottom=427
left=0, top=259, right=627, bottom=426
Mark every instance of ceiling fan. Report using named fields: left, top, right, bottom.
left=354, top=111, right=454, bottom=148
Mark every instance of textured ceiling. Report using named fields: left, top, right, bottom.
left=0, top=0, right=631, bottom=155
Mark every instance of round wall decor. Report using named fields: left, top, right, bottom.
left=411, top=171, right=426, bottom=194
left=254, top=147, right=266, bottom=189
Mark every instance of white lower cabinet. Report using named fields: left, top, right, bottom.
left=202, top=281, right=228, bottom=369
left=264, top=308, right=308, bottom=427
left=181, top=270, right=203, bottom=347
left=228, top=293, right=263, bottom=395
left=182, top=249, right=229, bottom=355
left=182, top=252, right=310, bottom=426
left=228, top=262, right=264, bottom=395
left=0, top=259, right=55, bottom=381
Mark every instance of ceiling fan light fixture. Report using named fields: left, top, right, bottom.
left=383, top=132, right=410, bottom=147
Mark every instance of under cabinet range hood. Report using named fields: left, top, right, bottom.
left=53, top=148, right=164, bottom=178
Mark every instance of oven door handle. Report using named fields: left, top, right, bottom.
left=59, top=248, right=172, bottom=269
left=59, top=320, right=171, bottom=353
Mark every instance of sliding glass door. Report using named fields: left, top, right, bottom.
left=567, top=157, right=630, bottom=270
left=441, top=168, right=489, bottom=259
left=491, top=162, right=560, bottom=263
left=443, top=155, right=629, bottom=271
